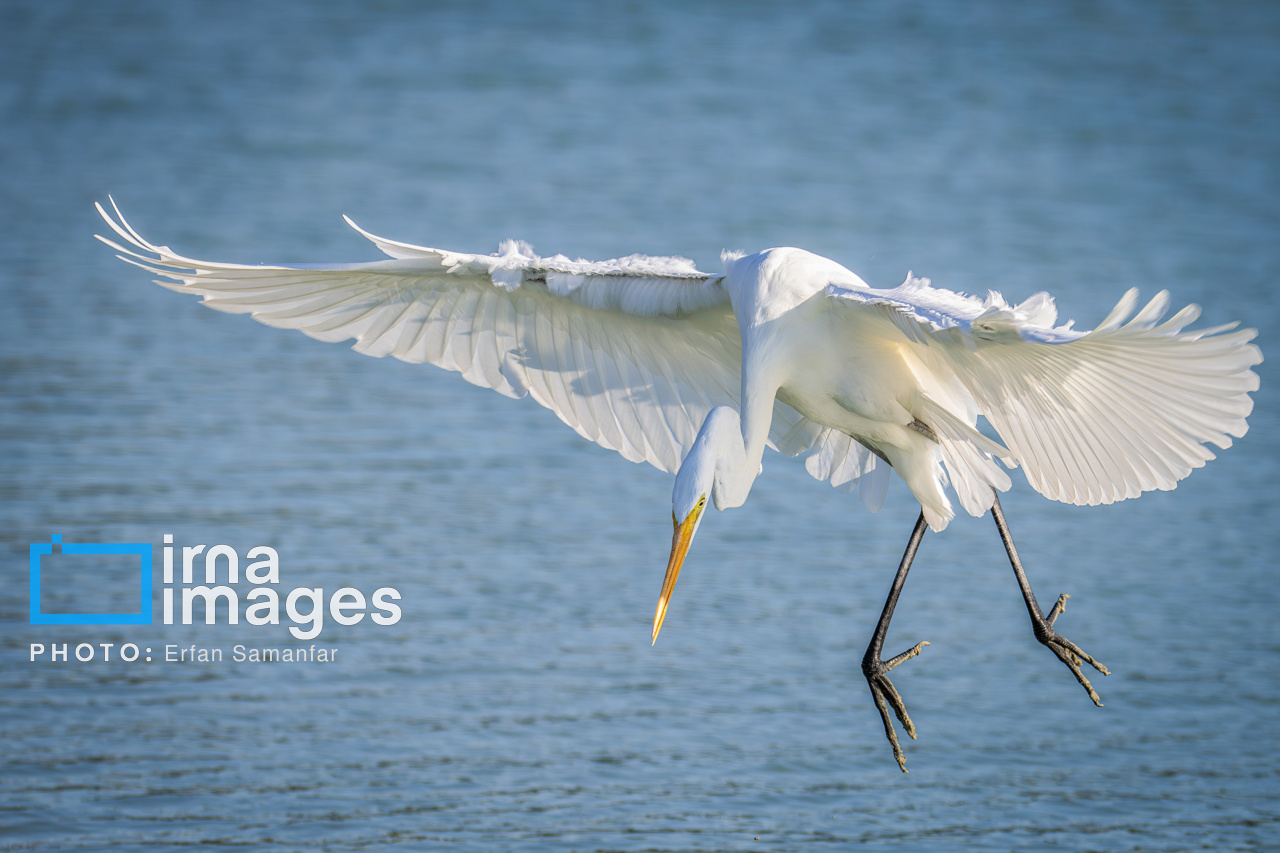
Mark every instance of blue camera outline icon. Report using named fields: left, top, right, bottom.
left=29, top=535, right=153, bottom=625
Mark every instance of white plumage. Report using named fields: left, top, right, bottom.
left=96, top=198, right=1260, bottom=532
left=97, top=199, right=1262, bottom=770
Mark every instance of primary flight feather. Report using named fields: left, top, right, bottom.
left=97, top=199, right=1261, bottom=770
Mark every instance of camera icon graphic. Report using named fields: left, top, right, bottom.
left=29, top=535, right=153, bottom=625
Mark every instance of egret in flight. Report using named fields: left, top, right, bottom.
left=97, top=200, right=1261, bottom=770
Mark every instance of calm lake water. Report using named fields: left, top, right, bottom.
left=2, top=2, right=1278, bottom=850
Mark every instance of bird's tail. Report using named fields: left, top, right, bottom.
left=914, top=396, right=1015, bottom=530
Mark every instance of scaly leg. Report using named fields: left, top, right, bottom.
left=991, top=495, right=1109, bottom=705
left=862, top=510, right=931, bottom=772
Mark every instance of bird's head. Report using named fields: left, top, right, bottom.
left=652, top=407, right=745, bottom=645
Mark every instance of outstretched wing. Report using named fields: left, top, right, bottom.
left=828, top=274, right=1262, bottom=506
left=97, top=200, right=817, bottom=474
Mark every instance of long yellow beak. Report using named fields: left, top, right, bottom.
left=652, top=504, right=703, bottom=644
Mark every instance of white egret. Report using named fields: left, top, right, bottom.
left=97, top=200, right=1261, bottom=770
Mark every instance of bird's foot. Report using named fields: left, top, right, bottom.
left=862, top=640, right=929, bottom=773
left=1035, top=594, right=1109, bottom=706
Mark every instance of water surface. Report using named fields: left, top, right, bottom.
left=2, top=2, right=1278, bottom=850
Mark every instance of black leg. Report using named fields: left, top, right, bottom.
left=990, top=495, right=1109, bottom=704
left=862, top=510, right=931, bottom=773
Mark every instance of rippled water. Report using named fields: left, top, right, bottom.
left=3, top=2, right=1278, bottom=850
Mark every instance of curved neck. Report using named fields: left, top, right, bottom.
left=738, top=345, right=780, bottom=490
left=698, top=406, right=758, bottom=510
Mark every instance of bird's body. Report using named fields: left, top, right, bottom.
left=97, top=200, right=1261, bottom=770
left=719, top=246, right=1008, bottom=528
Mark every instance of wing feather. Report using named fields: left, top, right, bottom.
left=828, top=276, right=1262, bottom=507
left=99, top=202, right=836, bottom=476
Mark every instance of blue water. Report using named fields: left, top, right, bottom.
left=3, top=2, right=1278, bottom=850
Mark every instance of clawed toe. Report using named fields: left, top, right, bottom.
left=863, top=641, right=929, bottom=772
left=1046, top=593, right=1069, bottom=626
left=1036, top=594, right=1109, bottom=706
